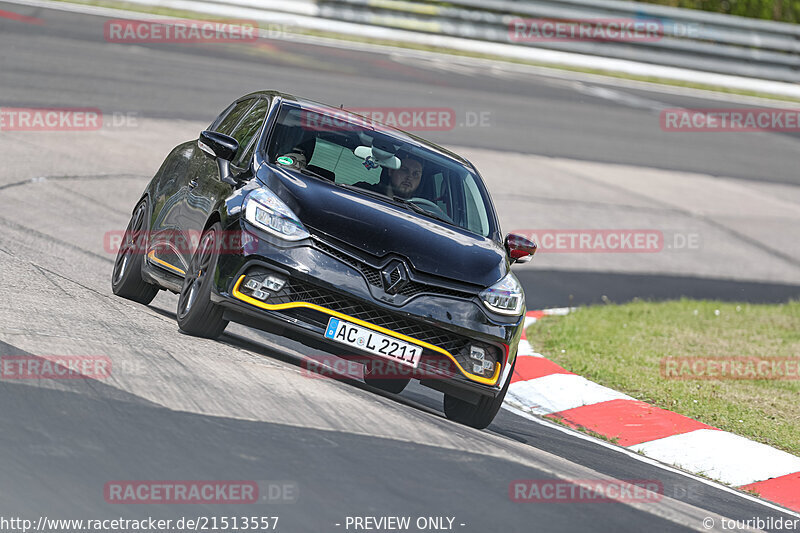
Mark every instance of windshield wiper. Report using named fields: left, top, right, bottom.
left=334, top=182, right=386, bottom=199
left=335, top=184, right=455, bottom=226
left=297, top=167, right=329, bottom=181
left=391, top=196, right=454, bottom=226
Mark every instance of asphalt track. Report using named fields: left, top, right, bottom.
left=3, top=0, right=800, bottom=306
left=0, top=3, right=799, bottom=532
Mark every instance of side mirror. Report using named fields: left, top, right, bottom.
left=198, top=130, right=239, bottom=186
left=505, top=233, right=537, bottom=263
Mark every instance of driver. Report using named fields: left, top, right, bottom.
left=386, top=153, right=424, bottom=199
left=352, top=151, right=425, bottom=198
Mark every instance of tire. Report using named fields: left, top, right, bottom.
left=111, top=199, right=159, bottom=305
left=176, top=222, right=228, bottom=338
left=363, top=362, right=411, bottom=394
left=443, top=356, right=515, bottom=430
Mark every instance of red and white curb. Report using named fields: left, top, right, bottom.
left=503, top=309, right=800, bottom=513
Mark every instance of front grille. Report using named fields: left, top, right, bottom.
left=312, top=240, right=475, bottom=301
left=238, top=268, right=500, bottom=380
left=275, top=279, right=469, bottom=354
left=396, top=280, right=473, bottom=299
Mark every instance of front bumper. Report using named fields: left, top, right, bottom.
left=211, top=224, right=524, bottom=396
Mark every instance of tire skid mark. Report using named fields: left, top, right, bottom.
left=58, top=185, right=132, bottom=217
left=0, top=173, right=146, bottom=192
left=29, top=262, right=72, bottom=297
left=0, top=213, right=113, bottom=264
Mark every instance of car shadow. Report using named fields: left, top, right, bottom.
left=145, top=300, right=445, bottom=419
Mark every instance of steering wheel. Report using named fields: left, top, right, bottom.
left=409, top=197, right=453, bottom=223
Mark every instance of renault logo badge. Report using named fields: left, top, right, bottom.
left=381, top=260, right=409, bottom=295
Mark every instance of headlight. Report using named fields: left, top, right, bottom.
left=480, top=272, right=524, bottom=316
left=244, top=188, right=310, bottom=241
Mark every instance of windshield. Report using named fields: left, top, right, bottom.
left=266, top=104, right=495, bottom=237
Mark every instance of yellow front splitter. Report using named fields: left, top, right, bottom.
left=231, top=275, right=500, bottom=386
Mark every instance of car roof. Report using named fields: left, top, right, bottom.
left=239, top=90, right=473, bottom=169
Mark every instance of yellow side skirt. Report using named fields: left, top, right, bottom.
left=147, top=250, right=186, bottom=275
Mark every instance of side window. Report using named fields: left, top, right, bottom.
left=215, top=98, right=256, bottom=136
left=432, top=172, right=452, bottom=217
left=462, top=174, right=490, bottom=237
left=229, top=99, right=271, bottom=166
left=209, top=102, right=235, bottom=131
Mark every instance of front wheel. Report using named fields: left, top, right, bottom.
left=443, top=357, right=515, bottom=429
left=176, top=223, right=228, bottom=338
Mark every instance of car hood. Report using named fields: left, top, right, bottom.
left=258, top=166, right=507, bottom=288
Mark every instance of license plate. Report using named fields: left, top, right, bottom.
left=324, top=317, right=422, bottom=368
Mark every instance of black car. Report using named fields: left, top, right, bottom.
left=112, top=91, right=537, bottom=429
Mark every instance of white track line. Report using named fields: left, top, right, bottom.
left=500, top=405, right=800, bottom=518
left=631, top=430, right=800, bottom=487
left=7, top=0, right=800, bottom=102
left=508, top=373, right=634, bottom=415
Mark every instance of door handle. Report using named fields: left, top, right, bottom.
left=189, top=179, right=199, bottom=189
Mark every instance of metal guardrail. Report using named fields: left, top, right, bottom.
left=313, top=0, right=800, bottom=82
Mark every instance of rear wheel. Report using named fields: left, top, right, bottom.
left=111, top=199, right=159, bottom=304
left=443, top=357, right=515, bottom=429
left=176, top=223, right=228, bottom=338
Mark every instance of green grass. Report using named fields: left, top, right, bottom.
left=53, top=0, right=800, bottom=104
left=526, top=299, right=800, bottom=456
